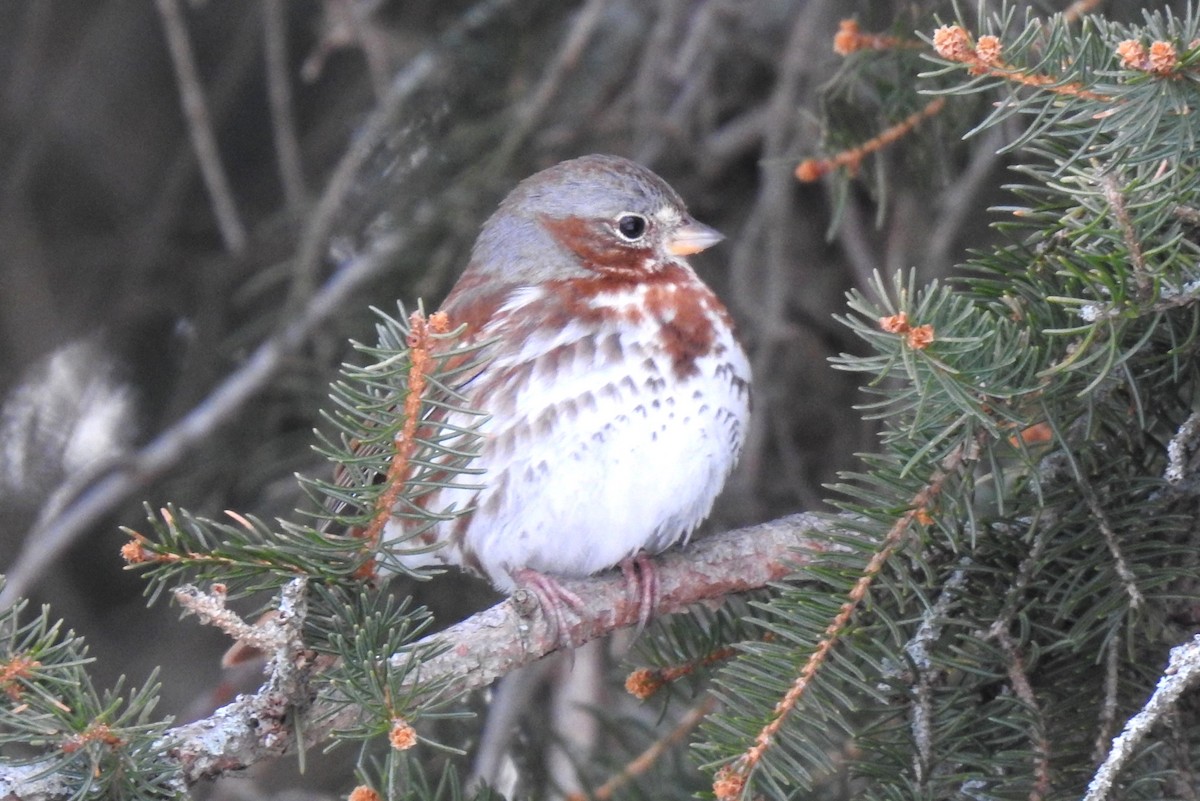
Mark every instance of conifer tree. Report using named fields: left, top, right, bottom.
left=4, top=3, right=1200, bottom=800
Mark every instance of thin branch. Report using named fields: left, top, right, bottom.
left=0, top=233, right=405, bottom=612
left=988, top=626, right=1051, bottom=801
left=569, top=694, right=719, bottom=801
left=1084, top=634, right=1200, bottom=801
left=723, top=0, right=838, bottom=506
left=1080, top=482, right=1144, bottom=610
left=282, top=0, right=515, bottom=317
left=154, top=0, right=248, bottom=255
left=493, top=0, right=611, bottom=164
left=906, top=561, right=970, bottom=786
left=262, top=0, right=308, bottom=215
left=1094, top=630, right=1121, bottom=763
left=1101, top=171, right=1149, bottom=299
left=633, top=1, right=721, bottom=166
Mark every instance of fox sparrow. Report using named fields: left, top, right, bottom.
left=388, top=154, right=751, bottom=637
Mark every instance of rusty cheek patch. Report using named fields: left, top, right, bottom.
left=541, top=215, right=653, bottom=277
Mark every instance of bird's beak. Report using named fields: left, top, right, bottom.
left=666, top=220, right=724, bottom=256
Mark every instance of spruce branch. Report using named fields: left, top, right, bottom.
left=141, top=515, right=836, bottom=791
left=795, top=97, right=947, bottom=183
left=709, top=439, right=975, bottom=801
left=0, top=580, right=177, bottom=799
left=0, top=230, right=406, bottom=613
left=4, top=511, right=833, bottom=798
left=566, top=694, right=719, bottom=801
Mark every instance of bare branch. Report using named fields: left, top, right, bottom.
left=282, top=0, right=516, bottom=316
left=493, top=0, right=611, bottom=164
left=0, top=233, right=404, bottom=612
left=262, top=0, right=308, bottom=214
left=154, top=0, right=247, bottom=255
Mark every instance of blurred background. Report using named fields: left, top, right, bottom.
left=1, top=0, right=1155, bottom=797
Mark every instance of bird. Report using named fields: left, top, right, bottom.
left=385, top=154, right=752, bottom=640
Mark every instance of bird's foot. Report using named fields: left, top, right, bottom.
left=513, top=568, right=589, bottom=648
left=619, top=551, right=659, bottom=636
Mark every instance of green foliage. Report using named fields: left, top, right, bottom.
left=694, top=4, right=1200, bottom=800
left=9, top=4, right=1200, bottom=800
left=312, top=584, right=470, bottom=745
left=2, top=305, right=491, bottom=799
left=0, top=583, right=178, bottom=799
left=126, top=305, right=491, bottom=606
left=301, top=304, right=490, bottom=574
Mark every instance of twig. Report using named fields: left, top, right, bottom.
left=795, top=98, right=946, bottom=182
left=1173, top=205, right=1200, bottom=226
left=723, top=0, right=837, bottom=507
left=699, top=107, right=767, bottom=170
left=1165, top=410, right=1200, bottom=494
left=906, top=561, right=970, bottom=785
left=634, top=1, right=720, bottom=166
left=1094, top=632, right=1121, bottom=763
left=568, top=694, right=719, bottom=801
left=154, top=0, right=248, bottom=255
left=262, top=0, right=308, bottom=215
left=931, top=25, right=1110, bottom=102
left=714, top=444, right=970, bottom=800
left=1083, top=634, right=1200, bottom=801
left=631, top=0, right=684, bottom=154
left=988, top=626, right=1051, bottom=801
left=926, top=127, right=1008, bottom=272
left=0, top=233, right=405, bottom=612
left=282, top=0, right=515, bottom=317
left=1101, top=171, right=1149, bottom=300
left=1063, top=0, right=1102, bottom=24
left=125, top=13, right=262, bottom=282
left=493, top=0, right=611, bottom=164
left=1080, top=482, right=1144, bottom=609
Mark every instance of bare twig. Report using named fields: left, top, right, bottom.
left=283, top=0, right=516, bottom=317
left=724, top=0, right=839, bottom=505
left=262, top=0, right=308, bottom=215
left=0, top=233, right=405, bottom=612
left=125, top=12, right=262, bottom=283
left=1084, top=634, right=1200, bottom=801
left=926, top=127, right=1008, bottom=273
left=1094, top=630, right=1122, bottom=763
left=633, top=1, right=720, bottom=165
left=154, top=0, right=248, bottom=255
left=493, top=0, right=611, bottom=164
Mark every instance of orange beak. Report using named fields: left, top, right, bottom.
left=666, top=220, right=724, bottom=256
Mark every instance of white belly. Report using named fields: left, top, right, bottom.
left=385, top=283, right=751, bottom=591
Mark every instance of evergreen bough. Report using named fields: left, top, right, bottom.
left=4, top=4, right=1200, bottom=800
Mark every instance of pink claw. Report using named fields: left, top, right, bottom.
left=619, top=551, right=659, bottom=635
left=513, top=568, right=589, bottom=648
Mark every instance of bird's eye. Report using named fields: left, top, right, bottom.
left=616, top=213, right=648, bottom=241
